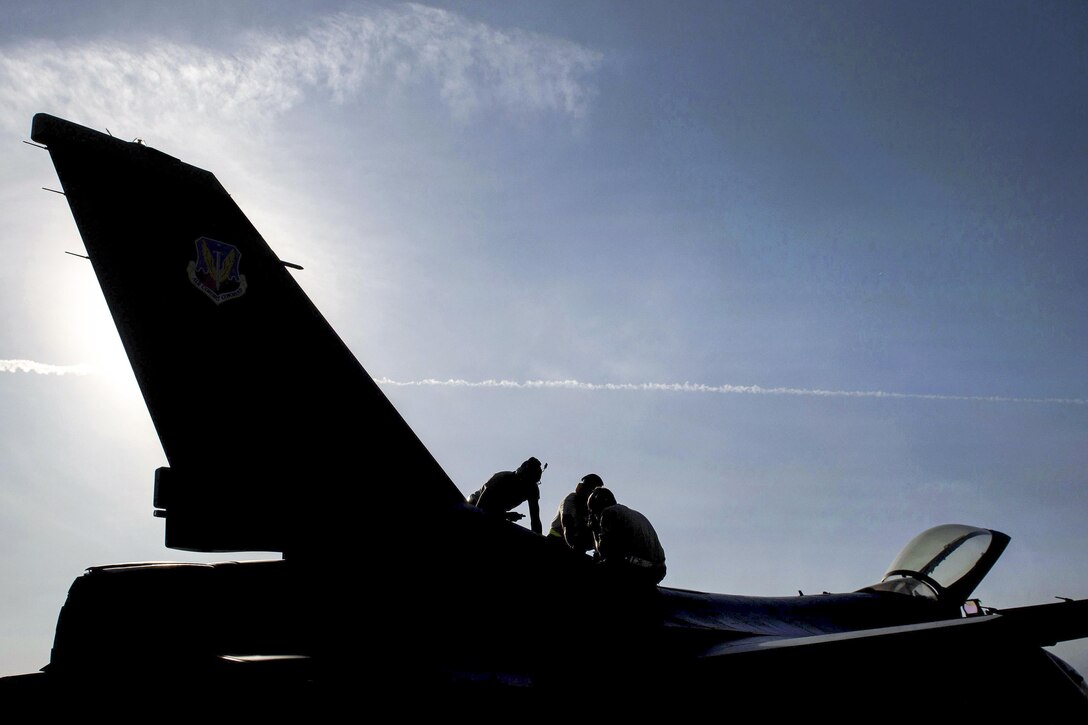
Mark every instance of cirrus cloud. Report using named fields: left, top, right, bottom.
left=0, top=3, right=602, bottom=137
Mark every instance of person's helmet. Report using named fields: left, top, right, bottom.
left=587, top=487, right=617, bottom=516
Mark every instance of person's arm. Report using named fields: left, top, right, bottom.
left=561, top=501, right=585, bottom=550
left=562, top=513, right=579, bottom=549
left=528, top=497, right=541, bottom=535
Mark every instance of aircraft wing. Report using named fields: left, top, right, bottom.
left=697, top=599, right=1088, bottom=657
left=993, top=599, right=1088, bottom=647
left=676, top=600, right=1088, bottom=716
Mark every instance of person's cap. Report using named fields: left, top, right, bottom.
left=579, top=473, right=603, bottom=489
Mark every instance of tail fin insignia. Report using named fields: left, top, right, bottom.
left=188, top=237, right=247, bottom=304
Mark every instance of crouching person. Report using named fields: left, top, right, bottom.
left=587, top=488, right=666, bottom=586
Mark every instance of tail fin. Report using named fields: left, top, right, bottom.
left=32, top=113, right=464, bottom=553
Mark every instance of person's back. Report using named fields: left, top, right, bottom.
left=475, top=470, right=532, bottom=513
left=598, top=504, right=665, bottom=570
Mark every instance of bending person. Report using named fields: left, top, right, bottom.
left=588, top=488, right=666, bottom=586
left=470, top=457, right=546, bottom=534
left=548, top=473, right=604, bottom=553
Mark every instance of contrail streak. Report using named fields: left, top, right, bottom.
left=0, top=359, right=94, bottom=375
left=6, top=362, right=1081, bottom=404
left=374, top=377, right=1088, bottom=406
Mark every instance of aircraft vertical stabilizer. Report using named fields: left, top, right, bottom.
left=31, top=113, right=463, bottom=553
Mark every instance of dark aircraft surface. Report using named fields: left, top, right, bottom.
left=3, top=113, right=1087, bottom=719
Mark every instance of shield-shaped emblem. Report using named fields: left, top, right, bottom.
left=187, top=236, right=248, bottom=304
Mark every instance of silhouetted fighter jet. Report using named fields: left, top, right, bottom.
left=3, top=113, right=1086, bottom=719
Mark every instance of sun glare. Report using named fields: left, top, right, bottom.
left=56, top=261, right=143, bottom=404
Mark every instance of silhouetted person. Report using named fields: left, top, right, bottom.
left=547, top=473, right=604, bottom=553
left=588, top=488, right=666, bottom=586
left=469, top=457, right=546, bottom=534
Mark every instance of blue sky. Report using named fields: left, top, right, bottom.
left=1, top=0, right=1087, bottom=676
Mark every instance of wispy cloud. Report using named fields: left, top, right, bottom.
left=0, top=3, right=602, bottom=136
left=375, top=377, right=1088, bottom=406
left=0, top=359, right=93, bottom=375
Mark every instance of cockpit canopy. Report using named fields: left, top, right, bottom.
left=864, top=524, right=1010, bottom=604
